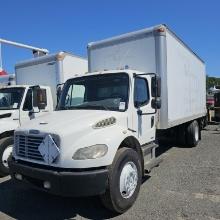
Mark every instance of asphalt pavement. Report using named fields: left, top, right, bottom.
left=0, top=125, right=219, bottom=220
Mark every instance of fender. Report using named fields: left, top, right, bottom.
left=0, top=120, right=19, bottom=139
left=60, top=124, right=139, bottom=169
left=118, top=135, right=144, bottom=175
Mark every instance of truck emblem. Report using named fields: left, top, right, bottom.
left=29, top=129, right=40, bottom=134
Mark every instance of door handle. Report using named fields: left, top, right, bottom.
left=151, top=116, right=154, bottom=128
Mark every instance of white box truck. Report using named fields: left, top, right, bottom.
left=9, top=25, right=206, bottom=213
left=0, top=52, right=87, bottom=176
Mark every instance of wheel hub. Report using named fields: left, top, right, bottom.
left=195, top=125, right=199, bottom=141
left=2, top=145, right=13, bottom=169
left=119, top=161, right=138, bottom=199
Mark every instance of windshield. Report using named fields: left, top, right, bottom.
left=0, top=87, right=25, bottom=110
left=58, top=73, right=129, bottom=111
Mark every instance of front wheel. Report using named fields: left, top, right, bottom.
left=0, top=137, right=13, bottom=177
left=100, top=147, right=142, bottom=213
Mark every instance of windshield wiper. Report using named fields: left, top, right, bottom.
left=88, top=103, right=110, bottom=111
left=61, top=103, right=110, bottom=111
left=78, top=104, right=110, bottom=111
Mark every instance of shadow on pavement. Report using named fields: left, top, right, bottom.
left=156, top=141, right=178, bottom=158
left=0, top=178, right=117, bottom=220
left=2, top=128, right=213, bottom=219
left=156, top=130, right=204, bottom=157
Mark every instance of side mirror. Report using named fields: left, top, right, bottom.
left=151, top=76, right=161, bottom=98
left=33, top=88, right=47, bottom=110
left=151, top=98, right=161, bottom=109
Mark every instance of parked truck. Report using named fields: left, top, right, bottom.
left=0, top=52, right=87, bottom=176
left=9, top=25, right=206, bottom=213
left=214, top=92, right=220, bottom=121
left=0, top=74, right=15, bottom=86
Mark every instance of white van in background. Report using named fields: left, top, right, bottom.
left=0, top=52, right=87, bottom=176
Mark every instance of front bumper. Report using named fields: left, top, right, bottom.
left=9, top=159, right=109, bottom=197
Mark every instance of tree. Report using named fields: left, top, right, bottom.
left=206, top=75, right=220, bottom=90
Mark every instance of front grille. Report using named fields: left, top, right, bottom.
left=15, top=134, right=44, bottom=161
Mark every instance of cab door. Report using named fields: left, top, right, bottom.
left=19, top=88, right=49, bottom=125
left=133, top=76, right=156, bottom=145
left=19, top=88, right=34, bottom=124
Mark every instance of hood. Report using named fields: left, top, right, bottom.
left=18, top=110, right=126, bottom=136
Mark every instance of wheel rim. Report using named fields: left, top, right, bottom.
left=195, top=124, right=199, bottom=142
left=119, top=161, right=138, bottom=199
left=2, top=145, right=13, bottom=169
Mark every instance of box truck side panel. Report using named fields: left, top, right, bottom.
left=16, top=61, right=58, bottom=106
left=88, top=25, right=206, bottom=130
left=16, top=61, right=57, bottom=88
left=89, top=33, right=156, bottom=73
left=166, top=31, right=206, bottom=127
left=62, top=55, right=88, bottom=82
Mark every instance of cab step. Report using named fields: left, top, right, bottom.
left=144, top=157, right=163, bottom=172
left=141, top=142, right=162, bottom=172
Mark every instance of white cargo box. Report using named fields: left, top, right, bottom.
left=88, top=24, right=206, bottom=129
left=15, top=52, right=87, bottom=108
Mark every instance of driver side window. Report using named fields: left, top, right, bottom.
left=134, top=78, right=149, bottom=108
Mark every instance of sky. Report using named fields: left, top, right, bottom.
left=0, top=0, right=219, bottom=77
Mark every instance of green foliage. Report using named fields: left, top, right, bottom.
left=206, top=75, right=220, bottom=90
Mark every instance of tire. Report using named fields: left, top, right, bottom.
left=0, top=137, right=13, bottom=177
left=176, top=124, right=186, bottom=146
left=186, top=120, right=200, bottom=147
left=203, top=116, right=208, bottom=128
left=100, top=147, right=142, bottom=213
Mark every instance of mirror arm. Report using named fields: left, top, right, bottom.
left=133, top=72, right=157, bottom=78
left=138, top=110, right=157, bottom=116
left=137, top=108, right=157, bottom=116
left=56, top=83, right=64, bottom=89
left=29, top=108, right=40, bottom=116
left=30, top=85, right=40, bottom=90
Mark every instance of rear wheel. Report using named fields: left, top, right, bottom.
left=186, top=120, right=200, bottom=147
left=0, top=137, right=13, bottom=177
left=100, top=148, right=142, bottom=213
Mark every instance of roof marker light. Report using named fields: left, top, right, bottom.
left=157, top=27, right=165, bottom=33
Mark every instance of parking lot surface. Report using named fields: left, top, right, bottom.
left=0, top=125, right=219, bottom=220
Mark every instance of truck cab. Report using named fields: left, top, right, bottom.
left=9, top=24, right=205, bottom=213
left=0, top=51, right=87, bottom=176
left=10, top=69, right=161, bottom=213
left=0, top=85, right=53, bottom=176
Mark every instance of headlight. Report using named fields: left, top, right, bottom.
left=72, top=144, right=108, bottom=160
left=93, top=117, right=116, bottom=129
